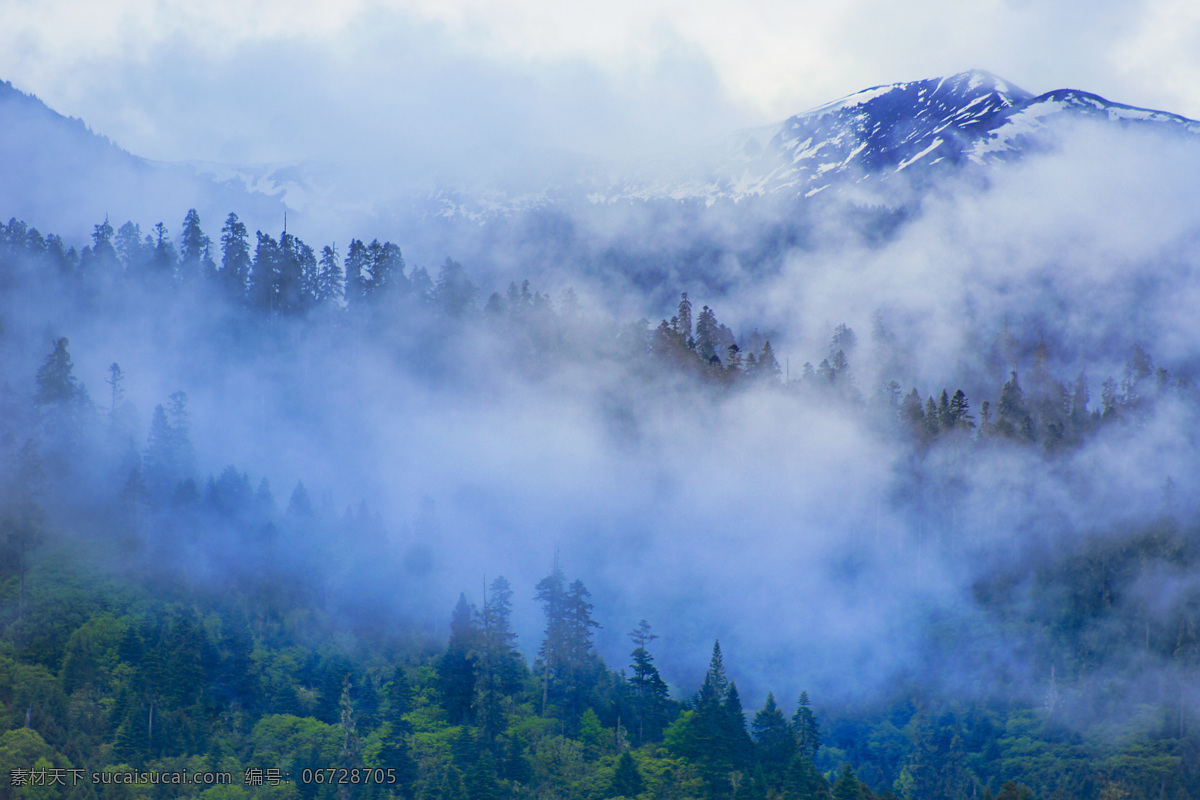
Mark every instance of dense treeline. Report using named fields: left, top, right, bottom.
left=0, top=209, right=1199, bottom=799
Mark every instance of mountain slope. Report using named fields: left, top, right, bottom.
left=0, top=80, right=284, bottom=240
left=588, top=70, right=1200, bottom=208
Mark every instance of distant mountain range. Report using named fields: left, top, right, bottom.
left=2, top=71, right=1197, bottom=250
left=420, top=70, right=1200, bottom=217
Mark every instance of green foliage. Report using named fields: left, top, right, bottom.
left=608, top=751, right=645, bottom=798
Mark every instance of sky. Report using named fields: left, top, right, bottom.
left=2, top=0, right=1199, bottom=167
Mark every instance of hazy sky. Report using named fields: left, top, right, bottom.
left=2, top=0, right=1199, bottom=166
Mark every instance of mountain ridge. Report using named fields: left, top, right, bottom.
left=2, top=71, right=1198, bottom=245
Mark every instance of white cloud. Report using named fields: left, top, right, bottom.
left=2, top=0, right=1199, bottom=170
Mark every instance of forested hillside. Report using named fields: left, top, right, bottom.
left=1, top=208, right=1199, bottom=800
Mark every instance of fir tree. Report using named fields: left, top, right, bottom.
left=628, top=620, right=671, bottom=744
left=752, top=692, right=794, bottom=787
left=178, top=208, right=212, bottom=281
left=435, top=258, right=479, bottom=318
left=115, top=221, right=147, bottom=272
left=759, top=341, right=782, bottom=383
left=438, top=594, right=479, bottom=724
left=792, top=692, right=820, bottom=761
left=674, top=292, right=694, bottom=345
left=220, top=213, right=251, bottom=300
left=250, top=231, right=279, bottom=311
left=831, top=765, right=865, bottom=800
left=477, top=576, right=522, bottom=739
left=535, top=559, right=568, bottom=716
left=318, top=245, right=344, bottom=303
left=151, top=222, right=177, bottom=277
left=608, top=752, right=644, bottom=798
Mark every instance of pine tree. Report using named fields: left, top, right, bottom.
left=752, top=692, right=794, bottom=787
left=628, top=620, right=671, bottom=744
left=830, top=323, right=857, bottom=355
left=792, top=692, right=820, bottom=761
left=688, top=641, right=736, bottom=796
left=948, top=389, right=974, bottom=430
left=903, top=388, right=924, bottom=436
left=82, top=216, right=119, bottom=275
left=35, top=338, right=90, bottom=451
left=35, top=338, right=82, bottom=408
left=178, top=209, right=212, bottom=281
left=286, top=481, right=314, bottom=517
left=343, top=239, right=369, bottom=305
left=144, top=405, right=176, bottom=501
left=674, top=293, right=694, bottom=345
left=608, top=752, right=644, bottom=798
left=759, top=341, right=782, bottom=383
left=438, top=594, right=479, bottom=724
left=477, top=576, right=522, bottom=738
left=563, top=579, right=601, bottom=722
left=435, top=258, right=479, bottom=317
left=276, top=230, right=306, bottom=313
left=151, top=222, right=177, bottom=277
left=115, top=221, right=147, bottom=272
left=317, top=245, right=344, bottom=303
left=923, top=396, right=939, bottom=438
left=535, top=559, right=568, bottom=716
left=695, top=305, right=720, bottom=362
left=165, top=391, right=195, bottom=480
left=250, top=231, right=279, bottom=311
left=997, top=371, right=1033, bottom=440
left=220, top=213, right=251, bottom=301
left=937, top=389, right=952, bottom=430
left=723, top=682, right=754, bottom=772
left=831, top=765, right=865, bottom=800
left=367, top=240, right=405, bottom=296
left=781, top=754, right=830, bottom=800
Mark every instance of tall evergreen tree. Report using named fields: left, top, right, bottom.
left=178, top=209, right=212, bottom=282
left=608, top=752, right=644, bottom=798
left=437, top=594, right=479, bottom=724
left=250, top=231, right=279, bottom=311
left=476, top=576, right=523, bottom=739
left=276, top=230, right=306, bottom=313
left=436, top=258, right=479, bottom=318
left=34, top=338, right=90, bottom=451
left=752, top=692, right=795, bottom=787
left=695, top=305, right=721, bottom=362
left=792, top=692, right=820, bottom=762
left=723, top=682, right=754, bottom=772
left=151, top=222, right=177, bottom=277
left=343, top=239, right=369, bottom=305
left=628, top=620, right=671, bottom=744
left=367, top=240, right=406, bottom=296
left=687, top=640, right=741, bottom=797
left=759, top=341, right=782, bottom=383
left=831, top=765, right=865, bottom=800
left=997, top=371, right=1033, bottom=440
left=317, top=245, right=344, bottom=303
left=115, top=221, right=148, bottom=272
left=535, top=559, right=568, bottom=716
left=82, top=216, right=119, bottom=275
left=220, top=213, right=251, bottom=301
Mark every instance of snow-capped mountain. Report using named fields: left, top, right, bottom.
left=577, top=70, right=1200, bottom=208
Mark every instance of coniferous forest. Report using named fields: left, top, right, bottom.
left=1, top=204, right=1200, bottom=800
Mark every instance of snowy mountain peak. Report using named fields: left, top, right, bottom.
left=802, top=70, right=1031, bottom=121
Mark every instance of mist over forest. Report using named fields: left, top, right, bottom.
left=2, top=67, right=1200, bottom=800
